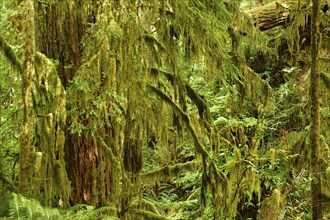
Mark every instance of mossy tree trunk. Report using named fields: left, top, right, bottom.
left=19, top=0, right=35, bottom=196
left=34, top=1, right=109, bottom=206
left=246, top=0, right=293, bottom=31
left=310, top=0, right=322, bottom=218
left=245, top=0, right=328, bottom=31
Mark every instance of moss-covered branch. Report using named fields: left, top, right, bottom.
left=0, top=35, right=23, bottom=72
left=0, top=171, right=18, bottom=193
left=150, top=67, right=212, bottom=124
left=185, top=83, right=212, bottom=123
left=129, top=209, right=168, bottom=220
left=0, top=108, right=22, bottom=128
left=321, top=72, right=330, bottom=90
left=147, top=84, right=206, bottom=154
left=245, top=0, right=326, bottom=31
left=147, top=84, right=227, bottom=183
left=142, top=161, right=201, bottom=183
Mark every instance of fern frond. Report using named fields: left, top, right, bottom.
left=64, top=204, right=94, bottom=220
left=87, top=206, right=117, bottom=219
left=129, top=208, right=169, bottom=220
left=93, top=215, right=120, bottom=220
left=9, top=193, right=25, bottom=220
left=9, top=193, right=62, bottom=220
left=66, top=204, right=94, bottom=212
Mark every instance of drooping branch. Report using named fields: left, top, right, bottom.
left=0, top=171, right=18, bottom=193
left=320, top=72, right=330, bottom=90
left=147, top=84, right=206, bottom=155
left=0, top=108, right=22, bottom=128
left=147, top=84, right=227, bottom=182
left=185, top=83, right=212, bottom=122
left=151, top=67, right=212, bottom=125
left=0, top=35, right=23, bottom=72
left=142, top=161, right=201, bottom=184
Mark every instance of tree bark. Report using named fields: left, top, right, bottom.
left=310, top=0, right=322, bottom=218
left=245, top=0, right=328, bottom=31
left=34, top=1, right=114, bottom=206
left=34, top=1, right=84, bottom=89
left=245, top=0, right=299, bottom=31
left=19, top=0, right=35, bottom=196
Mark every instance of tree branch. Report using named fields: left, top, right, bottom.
left=142, top=161, right=201, bottom=183
left=147, top=84, right=227, bottom=181
left=0, top=35, right=22, bottom=72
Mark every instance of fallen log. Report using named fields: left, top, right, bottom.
left=245, top=0, right=328, bottom=31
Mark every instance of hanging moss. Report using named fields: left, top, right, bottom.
left=123, top=137, right=143, bottom=174
left=29, top=52, right=71, bottom=207
left=95, top=135, right=121, bottom=209
left=12, top=0, right=313, bottom=218
left=142, top=161, right=200, bottom=185
left=19, top=0, right=35, bottom=196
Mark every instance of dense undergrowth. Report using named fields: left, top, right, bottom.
left=0, top=0, right=329, bottom=219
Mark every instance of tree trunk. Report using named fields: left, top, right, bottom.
left=245, top=0, right=299, bottom=31
left=34, top=1, right=84, bottom=89
left=310, top=0, right=322, bottom=218
left=245, top=0, right=328, bottom=31
left=34, top=1, right=111, bottom=206
left=19, top=0, right=35, bottom=196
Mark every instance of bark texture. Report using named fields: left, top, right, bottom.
left=34, top=1, right=85, bottom=89
left=310, top=0, right=322, bottom=218
left=19, top=0, right=35, bottom=196
left=34, top=1, right=110, bottom=205
left=245, top=0, right=328, bottom=31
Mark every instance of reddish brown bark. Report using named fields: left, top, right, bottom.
left=34, top=1, right=112, bottom=206
left=35, top=2, right=84, bottom=88
left=65, top=135, right=96, bottom=204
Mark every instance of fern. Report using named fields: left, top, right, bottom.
left=9, top=193, right=62, bottom=220
left=86, top=206, right=117, bottom=220
left=63, top=204, right=117, bottom=220
left=64, top=203, right=93, bottom=215
left=8, top=195, right=119, bottom=220
left=9, top=193, right=25, bottom=220
left=130, top=208, right=169, bottom=220
left=64, top=204, right=94, bottom=220
left=93, top=215, right=120, bottom=220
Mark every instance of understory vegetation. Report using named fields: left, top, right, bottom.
left=0, top=0, right=329, bottom=219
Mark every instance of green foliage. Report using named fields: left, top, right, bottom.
left=65, top=204, right=118, bottom=220
left=9, top=193, right=62, bottom=220
left=7, top=194, right=119, bottom=220
left=0, top=0, right=329, bottom=219
left=0, top=9, right=22, bottom=206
